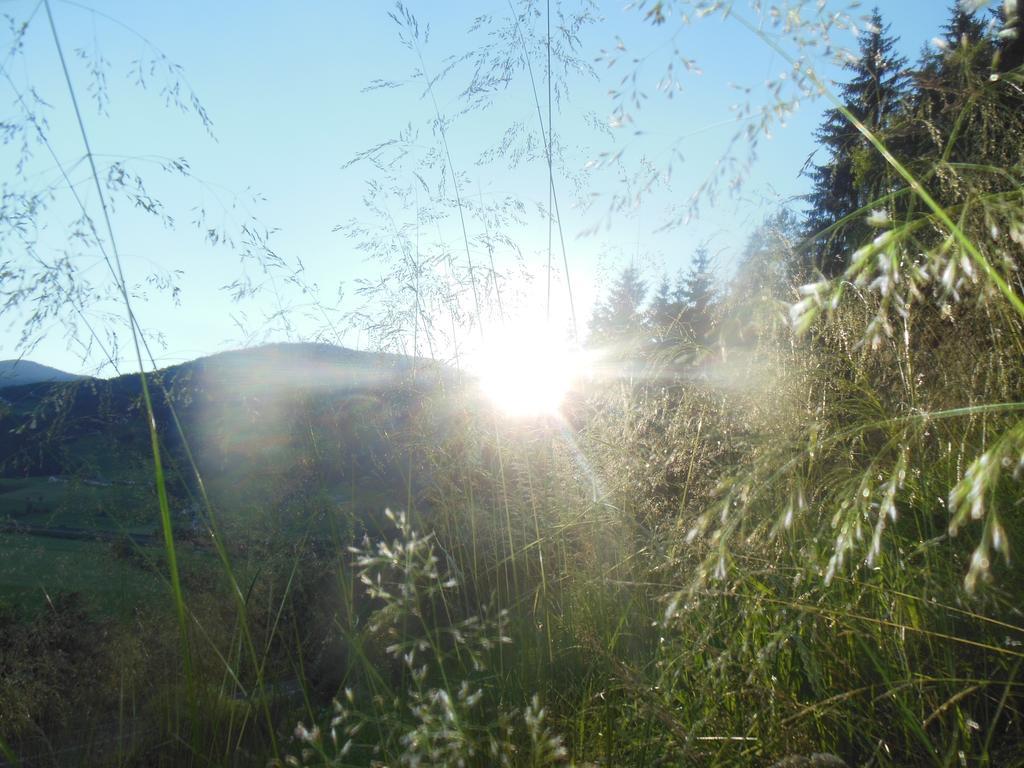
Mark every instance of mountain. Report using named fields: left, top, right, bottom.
left=0, top=343, right=451, bottom=521
left=0, top=360, right=86, bottom=388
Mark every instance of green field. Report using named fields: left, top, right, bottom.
left=0, top=533, right=167, bottom=615
left=0, top=477, right=211, bottom=617
left=0, top=476, right=157, bottom=534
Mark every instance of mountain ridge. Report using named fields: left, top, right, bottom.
left=0, top=342, right=447, bottom=491
left=0, top=359, right=87, bottom=388
left=1, top=342, right=428, bottom=390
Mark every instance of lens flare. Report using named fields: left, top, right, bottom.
left=471, top=323, right=584, bottom=417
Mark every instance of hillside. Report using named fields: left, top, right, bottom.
left=0, top=359, right=86, bottom=388
left=0, top=343, right=448, bottom=529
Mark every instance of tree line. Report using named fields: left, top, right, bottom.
left=588, top=2, right=1024, bottom=358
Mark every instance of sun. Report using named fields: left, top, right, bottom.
left=471, top=322, right=583, bottom=417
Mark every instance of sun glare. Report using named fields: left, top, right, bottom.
left=472, top=323, right=583, bottom=417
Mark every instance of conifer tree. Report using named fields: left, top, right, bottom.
left=942, top=1, right=988, bottom=49
left=645, top=274, right=680, bottom=342
left=803, top=8, right=909, bottom=277
left=588, top=265, right=648, bottom=352
left=719, top=211, right=801, bottom=347
left=908, top=1, right=1022, bottom=210
left=918, top=3, right=992, bottom=88
left=995, top=0, right=1023, bottom=72
left=906, top=3, right=992, bottom=186
left=676, top=247, right=717, bottom=345
left=733, top=209, right=801, bottom=303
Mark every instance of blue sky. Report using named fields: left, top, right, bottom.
left=0, top=0, right=955, bottom=374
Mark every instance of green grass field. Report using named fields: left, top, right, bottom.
left=0, top=476, right=156, bottom=534
left=0, top=533, right=166, bottom=616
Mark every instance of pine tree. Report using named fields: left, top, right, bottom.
left=848, top=2, right=1024, bottom=317
left=721, top=211, right=801, bottom=347
left=918, top=3, right=992, bottom=87
left=942, top=1, right=988, bottom=49
left=645, top=273, right=680, bottom=342
left=676, top=247, right=717, bottom=345
left=588, top=264, right=648, bottom=353
left=733, top=209, right=801, bottom=302
left=995, top=0, right=1024, bottom=72
left=908, top=1, right=1022, bottom=199
left=803, top=8, right=909, bottom=277
left=906, top=4, right=993, bottom=184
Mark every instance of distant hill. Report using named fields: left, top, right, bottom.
left=180, top=342, right=420, bottom=394
left=0, top=359, right=86, bottom=388
left=0, top=343, right=450, bottom=518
